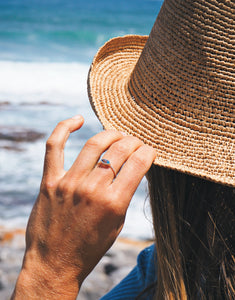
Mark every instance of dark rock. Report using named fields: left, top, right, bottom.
left=0, top=127, right=45, bottom=142
left=19, top=101, right=58, bottom=106
left=0, top=145, right=24, bottom=152
left=104, top=263, right=118, bottom=275
left=0, top=101, right=10, bottom=107
left=104, top=251, right=114, bottom=258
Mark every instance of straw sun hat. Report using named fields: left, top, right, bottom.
left=88, top=0, right=235, bottom=187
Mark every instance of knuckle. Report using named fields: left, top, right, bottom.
left=54, top=121, right=70, bottom=136
left=84, top=136, right=100, bottom=150
left=112, top=142, right=129, bottom=156
left=106, top=129, right=122, bottom=138
left=46, top=120, right=71, bottom=150
left=78, top=182, right=99, bottom=201
left=46, top=136, right=56, bottom=150
left=102, top=130, right=123, bottom=142
left=57, top=120, right=68, bottom=129
left=144, top=144, right=155, bottom=153
left=130, top=152, right=149, bottom=169
left=142, top=144, right=156, bottom=160
left=40, top=177, right=57, bottom=194
left=46, top=134, right=62, bottom=150
left=127, top=136, right=143, bottom=145
left=111, top=136, right=143, bottom=156
left=56, top=180, right=74, bottom=197
left=84, top=130, right=123, bottom=151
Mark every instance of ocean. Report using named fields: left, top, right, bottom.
left=0, top=0, right=163, bottom=240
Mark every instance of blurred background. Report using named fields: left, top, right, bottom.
left=0, top=0, right=163, bottom=241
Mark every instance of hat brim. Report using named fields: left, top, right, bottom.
left=88, top=35, right=235, bottom=187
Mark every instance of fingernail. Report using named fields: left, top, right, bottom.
left=72, top=115, right=83, bottom=120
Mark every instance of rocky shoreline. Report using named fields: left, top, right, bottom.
left=0, top=227, right=153, bottom=300
left=0, top=125, right=45, bottom=152
left=0, top=103, right=153, bottom=299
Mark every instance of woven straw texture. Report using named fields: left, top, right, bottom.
left=88, top=0, right=235, bottom=187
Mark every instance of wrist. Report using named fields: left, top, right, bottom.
left=12, top=249, right=80, bottom=299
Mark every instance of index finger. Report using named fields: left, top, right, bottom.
left=43, top=115, right=84, bottom=178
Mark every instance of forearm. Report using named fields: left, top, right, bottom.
left=11, top=251, right=80, bottom=299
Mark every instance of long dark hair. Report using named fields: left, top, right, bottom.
left=146, top=165, right=235, bottom=299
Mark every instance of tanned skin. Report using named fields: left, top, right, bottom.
left=12, top=115, right=156, bottom=299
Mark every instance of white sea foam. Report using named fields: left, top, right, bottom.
left=0, top=60, right=154, bottom=241
left=0, top=61, right=89, bottom=104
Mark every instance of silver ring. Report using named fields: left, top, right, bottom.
left=98, top=158, right=116, bottom=178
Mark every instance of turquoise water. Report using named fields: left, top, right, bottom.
left=0, top=0, right=163, bottom=239
left=0, top=0, right=163, bottom=62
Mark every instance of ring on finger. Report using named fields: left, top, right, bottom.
left=98, top=158, right=116, bottom=178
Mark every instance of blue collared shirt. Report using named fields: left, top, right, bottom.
left=100, top=244, right=157, bottom=300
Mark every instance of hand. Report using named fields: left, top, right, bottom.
left=12, top=115, right=156, bottom=299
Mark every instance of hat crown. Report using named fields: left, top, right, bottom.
left=129, top=0, right=234, bottom=138
left=88, top=0, right=235, bottom=186
left=152, top=0, right=234, bottom=64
